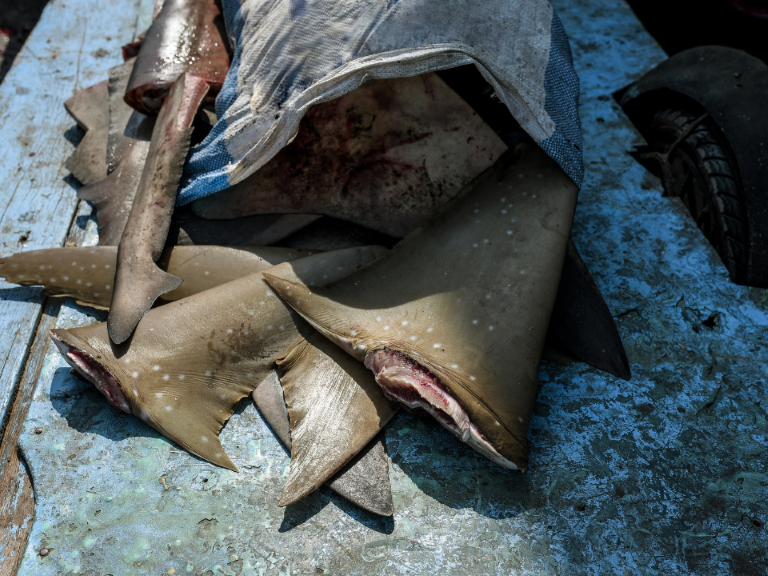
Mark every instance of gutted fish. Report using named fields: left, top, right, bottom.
left=193, top=73, right=507, bottom=238
left=264, top=144, right=578, bottom=471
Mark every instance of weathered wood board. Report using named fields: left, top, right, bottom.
left=0, top=0, right=147, bottom=433
left=4, top=0, right=768, bottom=574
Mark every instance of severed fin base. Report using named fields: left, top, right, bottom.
left=253, top=371, right=394, bottom=516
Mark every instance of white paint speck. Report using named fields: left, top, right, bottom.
left=163, top=375, right=170, bottom=381
left=488, top=326, right=494, bottom=331
left=131, top=371, right=139, bottom=378
left=433, top=343, right=441, bottom=349
left=201, top=436, right=209, bottom=443
left=227, top=328, right=233, bottom=334
left=153, top=365, right=160, bottom=371
left=165, top=405, right=173, bottom=411
left=427, top=327, right=434, bottom=332
left=178, top=375, right=185, bottom=381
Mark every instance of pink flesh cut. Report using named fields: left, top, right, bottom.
left=52, top=339, right=130, bottom=414
left=364, top=350, right=515, bottom=469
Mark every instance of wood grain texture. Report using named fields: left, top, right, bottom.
left=0, top=299, right=60, bottom=576
left=0, top=0, right=145, bottom=433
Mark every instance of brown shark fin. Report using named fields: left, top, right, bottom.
left=276, top=331, right=398, bottom=508
left=50, top=327, right=244, bottom=471
left=253, top=367, right=395, bottom=516
left=264, top=144, right=579, bottom=472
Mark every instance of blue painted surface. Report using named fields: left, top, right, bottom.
left=13, top=0, right=768, bottom=574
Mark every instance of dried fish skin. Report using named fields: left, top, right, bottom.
left=264, top=145, right=578, bottom=471
left=0, top=245, right=314, bottom=309
left=125, top=0, right=230, bottom=114
left=109, top=74, right=209, bottom=344
left=50, top=247, right=386, bottom=470
left=193, top=73, right=507, bottom=238
left=276, top=331, right=398, bottom=508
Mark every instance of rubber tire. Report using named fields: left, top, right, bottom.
left=648, top=108, right=749, bottom=284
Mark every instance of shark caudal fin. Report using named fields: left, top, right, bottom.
left=276, top=331, right=398, bottom=509
left=253, top=370, right=395, bottom=516
left=107, top=262, right=184, bottom=344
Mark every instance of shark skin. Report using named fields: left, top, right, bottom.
left=0, top=246, right=314, bottom=310
left=109, top=73, right=209, bottom=344
left=276, top=331, right=398, bottom=508
left=254, top=369, right=395, bottom=516
left=77, top=59, right=155, bottom=246
left=125, top=0, right=229, bottom=114
left=192, top=73, right=507, bottom=238
left=64, top=80, right=109, bottom=131
left=64, top=80, right=109, bottom=186
left=50, top=247, right=386, bottom=472
left=264, top=144, right=579, bottom=471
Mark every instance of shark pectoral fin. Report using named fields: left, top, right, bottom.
left=252, top=371, right=292, bottom=449
left=548, top=240, right=631, bottom=380
left=140, top=381, right=242, bottom=472
left=0, top=247, right=116, bottom=309
left=276, top=332, right=398, bottom=508
left=50, top=327, right=245, bottom=472
left=108, top=261, right=183, bottom=344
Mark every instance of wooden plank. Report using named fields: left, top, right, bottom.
left=0, top=298, right=60, bottom=576
left=0, top=0, right=145, bottom=431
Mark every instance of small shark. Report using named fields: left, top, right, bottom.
left=193, top=73, right=507, bottom=238
left=109, top=73, right=209, bottom=344
left=264, top=144, right=579, bottom=471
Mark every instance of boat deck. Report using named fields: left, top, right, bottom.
left=0, top=0, right=766, bottom=574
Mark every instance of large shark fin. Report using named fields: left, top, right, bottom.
left=50, top=326, right=246, bottom=472
left=276, top=332, right=398, bottom=508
